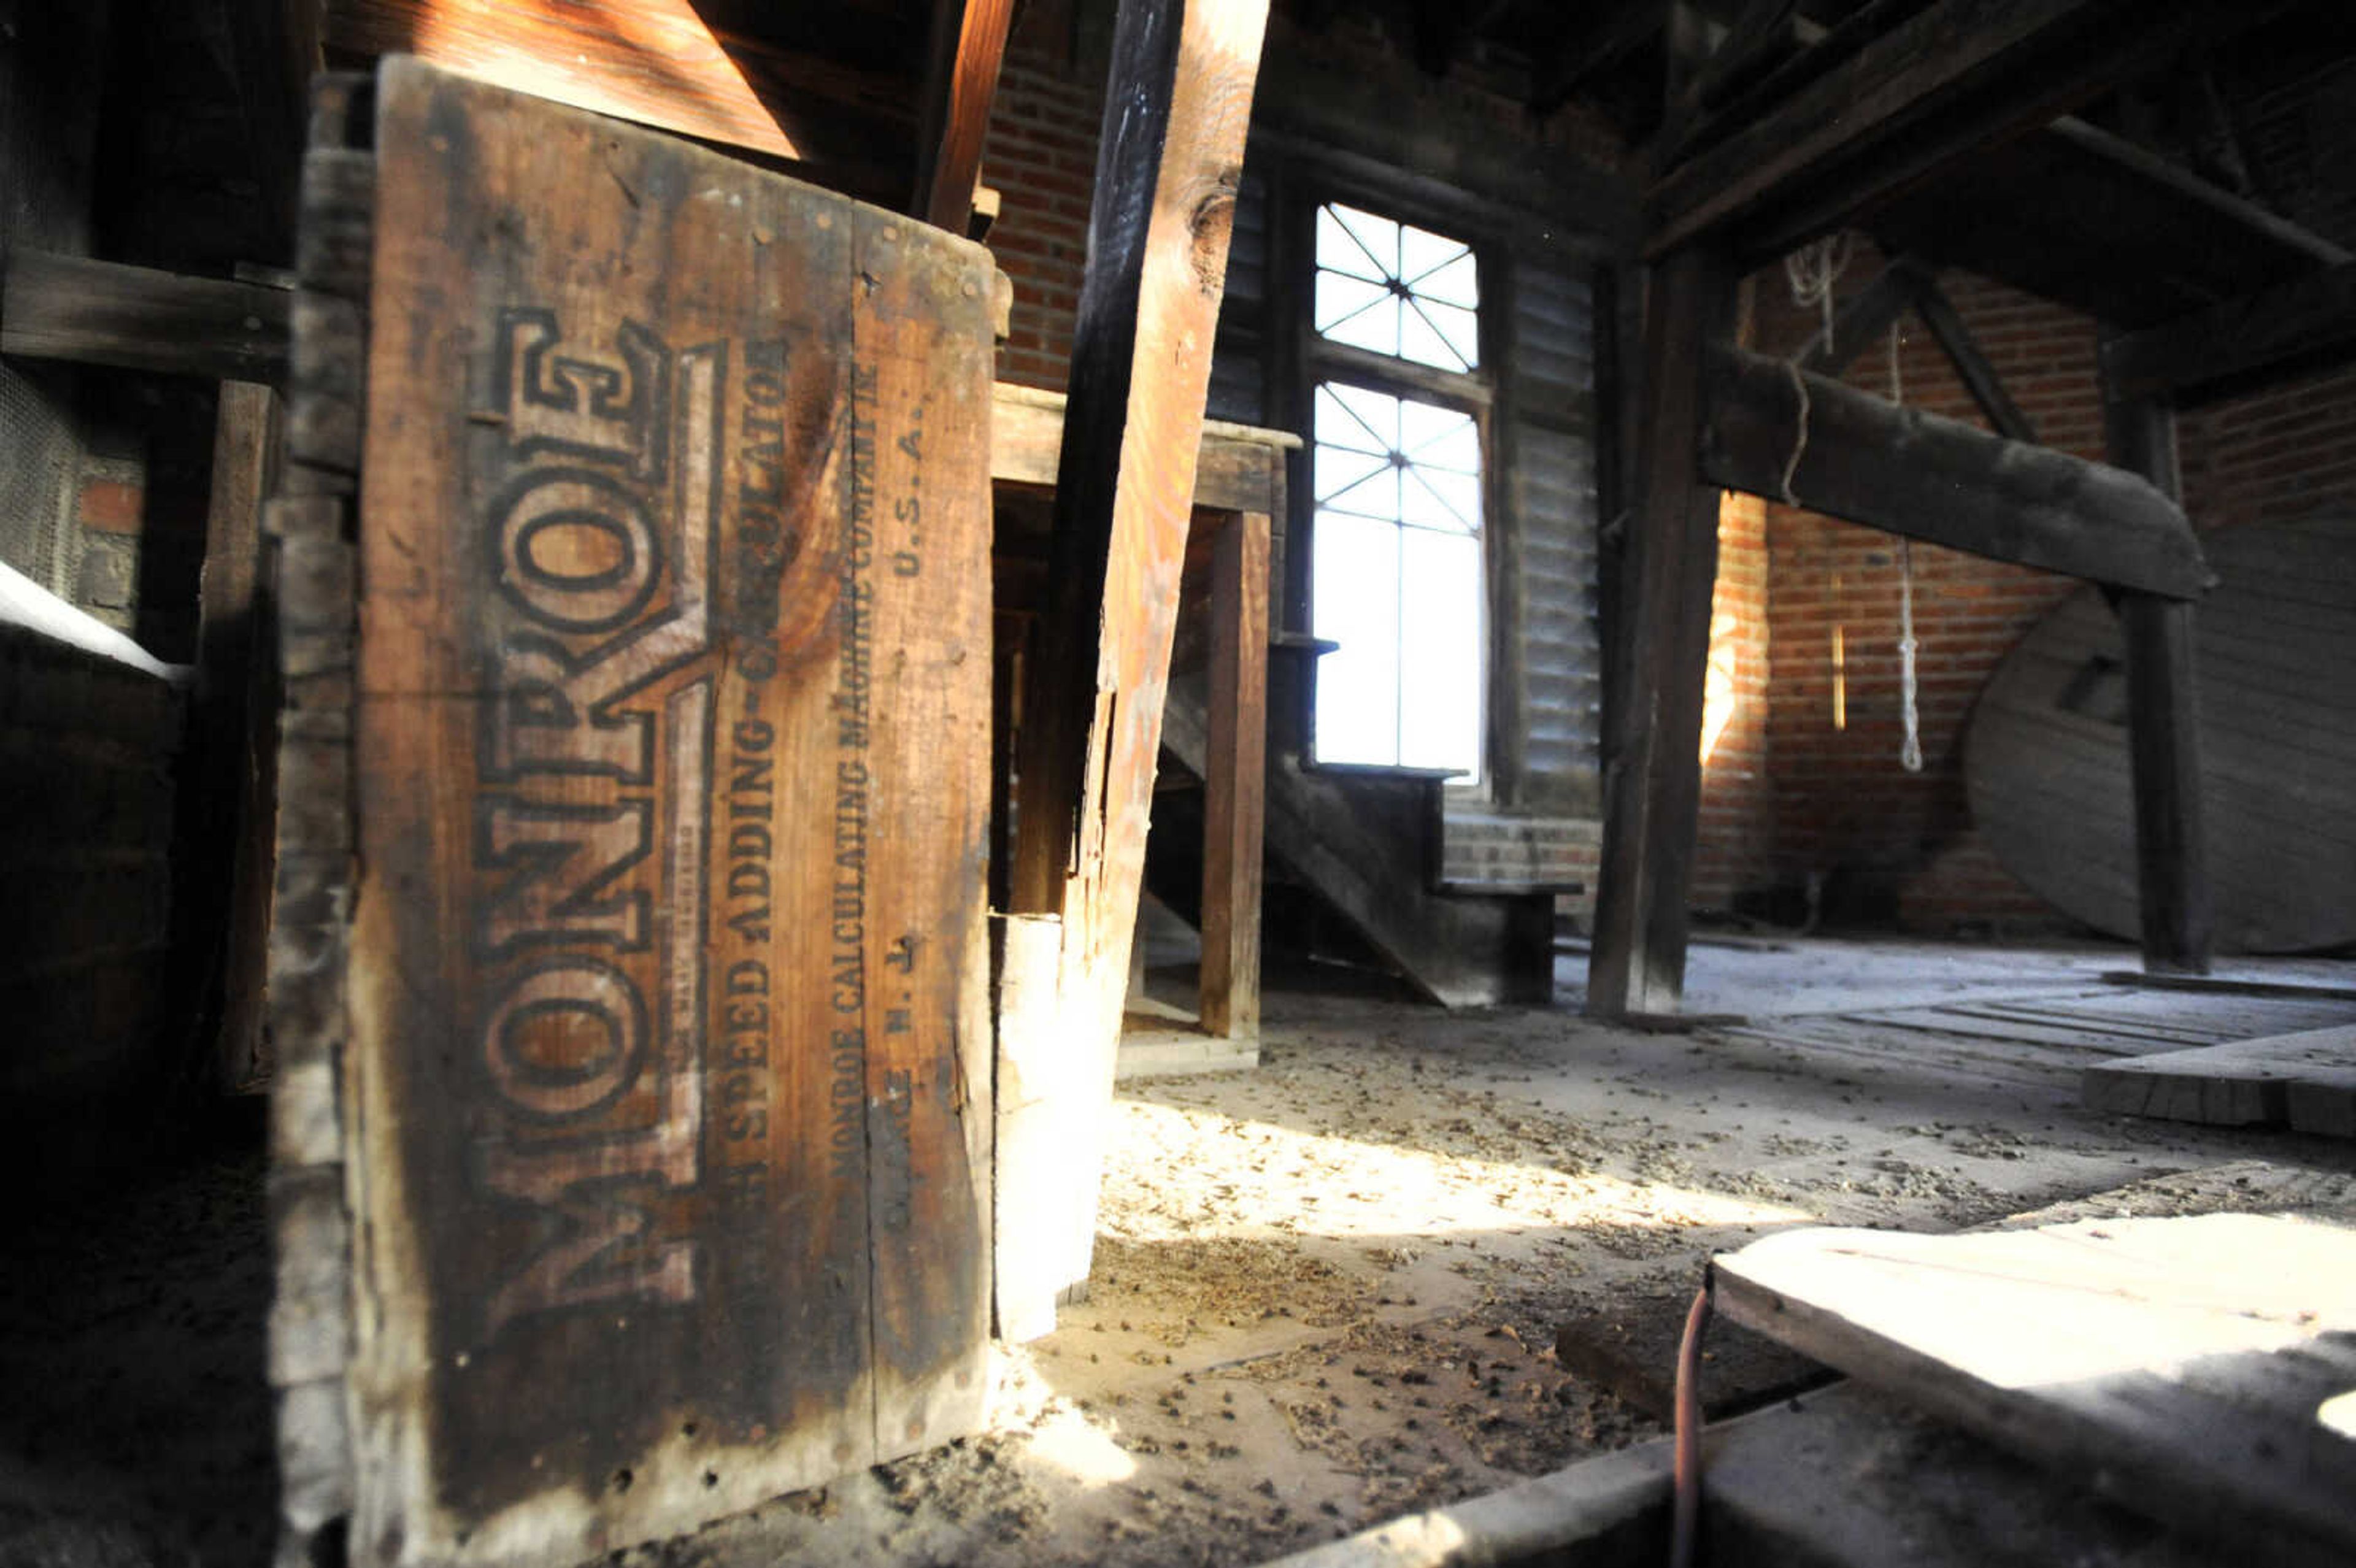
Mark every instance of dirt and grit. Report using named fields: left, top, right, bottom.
left=632, top=942, right=2333, bottom=1568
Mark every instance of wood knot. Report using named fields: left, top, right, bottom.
left=1187, top=168, right=1242, bottom=294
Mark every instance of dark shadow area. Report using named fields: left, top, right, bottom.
left=0, top=1101, right=276, bottom=1567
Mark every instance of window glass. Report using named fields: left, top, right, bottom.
left=1312, top=203, right=1480, bottom=372
left=1310, top=380, right=1484, bottom=778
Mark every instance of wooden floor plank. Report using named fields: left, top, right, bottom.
left=2085, top=1025, right=2356, bottom=1133
left=1715, top=1214, right=2356, bottom=1567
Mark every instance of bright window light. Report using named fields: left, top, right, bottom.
left=1314, top=204, right=1480, bottom=372
left=1311, top=382, right=1484, bottom=778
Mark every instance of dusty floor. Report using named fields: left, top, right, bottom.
left=6, top=939, right=2354, bottom=1567
left=629, top=938, right=2356, bottom=1567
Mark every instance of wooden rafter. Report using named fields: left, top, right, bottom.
left=1908, top=269, right=2037, bottom=442
left=1530, top=0, right=1662, bottom=117
left=2102, top=261, right=2356, bottom=404
left=1665, top=0, right=1800, bottom=145
left=323, top=1, right=922, bottom=205
left=914, top=0, right=1018, bottom=233
left=1647, top=0, right=2300, bottom=261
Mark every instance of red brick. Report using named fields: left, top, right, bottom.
left=78, top=477, right=143, bottom=534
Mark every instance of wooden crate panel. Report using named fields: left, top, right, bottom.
left=342, top=58, right=993, bottom=1565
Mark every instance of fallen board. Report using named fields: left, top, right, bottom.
left=1713, top=1214, right=2356, bottom=1567
left=2085, top=1024, right=2356, bottom=1134
left=1963, top=514, right=2356, bottom=952
left=293, top=58, right=996, bottom=1567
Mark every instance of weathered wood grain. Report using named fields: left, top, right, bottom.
left=1587, top=247, right=1736, bottom=1020
left=1715, top=1215, right=2356, bottom=1567
left=846, top=201, right=995, bottom=1458
left=1701, top=343, right=2209, bottom=598
left=1003, top=0, right=1270, bottom=1303
left=201, top=382, right=283, bottom=1093
left=1199, top=509, right=1268, bottom=1042
left=1964, top=516, right=2356, bottom=955
left=0, top=250, right=292, bottom=383
left=914, top=0, right=1017, bottom=234
left=325, top=0, right=922, bottom=205
left=2085, top=1024, right=2356, bottom=1134
left=318, top=57, right=992, bottom=1567
left=991, top=912, right=1069, bottom=1343
left=263, top=69, right=374, bottom=1568
left=987, top=380, right=1295, bottom=514
left=2103, top=369, right=2212, bottom=975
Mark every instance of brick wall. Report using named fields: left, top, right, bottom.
left=1731, top=256, right=2105, bottom=931
left=1692, top=490, right=1773, bottom=910
left=2181, top=359, right=2356, bottom=533
left=981, top=6, right=1105, bottom=392
left=1714, top=247, right=2356, bottom=934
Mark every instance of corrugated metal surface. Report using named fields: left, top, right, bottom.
left=1499, top=255, right=1601, bottom=813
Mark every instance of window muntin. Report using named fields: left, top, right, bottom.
left=1313, top=203, right=1480, bottom=372
left=1309, top=382, right=1484, bottom=777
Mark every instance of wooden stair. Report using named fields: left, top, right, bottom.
left=1155, top=648, right=1553, bottom=1009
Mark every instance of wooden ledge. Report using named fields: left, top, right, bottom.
left=990, top=380, right=1298, bottom=513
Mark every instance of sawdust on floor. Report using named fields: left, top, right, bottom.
left=627, top=966, right=2302, bottom=1568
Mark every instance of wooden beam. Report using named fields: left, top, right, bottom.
left=2, top=251, right=291, bottom=383
left=1587, top=247, right=1738, bottom=1020
left=1530, top=1, right=1662, bottom=116
left=988, top=381, right=1298, bottom=513
left=2102, top=261, right=2356, bottom=404
left=2102, top=364, right=2212, bottom=975
left=913, top=0, right=1018, bottom=233
left=1671, top=0, right=1800, bottom=137
left=1701, top=343, right=2211, bottom=598
left=1674, top=0, right=1938, bottom=166
left=1199, top=509, right=1268, bottom=1042
left=323, top=0, right=920, bottom=204
left=1004, top=0, right=1269, bottom=1291
left=1647, top=0, right=2292, bottom=261
left=1796, top=253, right=1923, bottom=375
left=1909, top=270, right=2037, bottom=442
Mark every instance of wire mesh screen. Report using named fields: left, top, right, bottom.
left=0, top=361, right=82, bottom=598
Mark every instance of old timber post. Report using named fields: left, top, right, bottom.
left=1001, top=0, right=1270, bottom=1310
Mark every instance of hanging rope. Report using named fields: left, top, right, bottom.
left=1778, top=361, right=1810, bottom=506
left=1890, top=321, right=1923, bottom=774
left=1776, top=235, right=1854, bottom=507
left=1784, top=233, right=1855, bottom=356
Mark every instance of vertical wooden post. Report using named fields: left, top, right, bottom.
left=198, top=379, right=282, bottom=1091
left=1002, top=0, right=1269, bottom=1301
left=1587, top=247, right=1736, bottom=1019
left=2101, top=369, right=2212, bottom=975
left=1200, top=506, right=1268, bottom=1040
